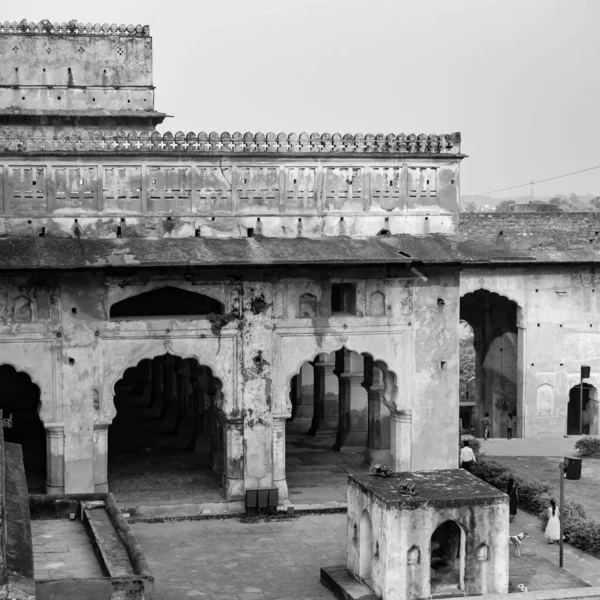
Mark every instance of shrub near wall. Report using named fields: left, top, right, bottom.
left=575, top=436, right=600, bottom=458
left=470, top=457, right=600, bottom=558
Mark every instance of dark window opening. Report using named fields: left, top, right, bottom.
left=110, top=286, right=225, bottom=320
left=331, top=283, right=356, bottom=315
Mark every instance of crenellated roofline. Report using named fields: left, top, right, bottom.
left=0, top=19, right=149, bottom=36
left=0, top=130, right=462, bottom=155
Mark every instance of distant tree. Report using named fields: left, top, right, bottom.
left=496, top=200, right=516, bottom=212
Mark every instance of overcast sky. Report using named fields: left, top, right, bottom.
left=6, top=0, right=600, bottom=199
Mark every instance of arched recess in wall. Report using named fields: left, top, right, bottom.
left=567, top=383, right=598, bottom=435
left=109, top=286, right=225, bottom=319
left=460, top=290, right=522, bottom=439
left=0, top=364, right=46, bottom=492
left=106, top=353, right=236, bottom=501
left=359, top=509, right=373, bottom=581
left=430, top=520, right=466, bottom=594
left=286, top=347, right=398, bottom=418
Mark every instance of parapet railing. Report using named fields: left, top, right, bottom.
left=0, top=130, right=461, bottom=154
left=0, top=20, right=149, bottom=36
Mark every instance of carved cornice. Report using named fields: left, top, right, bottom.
left=0, top=130, right=461, bottom=155
left=0, top=19, right=149, bottom=36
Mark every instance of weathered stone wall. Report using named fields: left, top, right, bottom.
left=0, top=155, right=461, bottom=237
left=461, top=265, right=600, bottom=438
left=0, top=26, right=153, bottom=112
left=0, top=265, right=460, bottom=497
left=347, top=475, right=509, bottom=600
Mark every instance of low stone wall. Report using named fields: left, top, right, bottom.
left=31, top=493, right=154, bottom=600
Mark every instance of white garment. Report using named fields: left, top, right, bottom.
left=460, top=447, right=476, bottom=463
left=545, top=507, right=561, bottom=541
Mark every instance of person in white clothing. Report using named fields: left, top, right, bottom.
left=460, top=441, right=476, bottom=472
left=545, top=499, right=561, bottom=544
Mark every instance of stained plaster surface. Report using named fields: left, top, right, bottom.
left=350, top=469, right=506, bottom=508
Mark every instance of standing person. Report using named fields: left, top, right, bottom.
left=506, top=477, right=519, bottom=522
left=545, top=499, right=561, bottom=545
left=544, top=500, right=560, bottom=544
left=506, top=412, right=514, bottom=440
left=460, top=440, right=476, bottom=472
left=481, top=413, right=492, bottom=440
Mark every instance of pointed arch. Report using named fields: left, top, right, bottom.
left=110, top=286, right=224, bottom=319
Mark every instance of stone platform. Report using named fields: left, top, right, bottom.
left=321, top=552, right=593, bottom=600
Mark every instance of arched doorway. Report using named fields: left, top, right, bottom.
left=567, top=384, right=598, bottom=435
left=285, top=348, right=393, bottom=500
left=430, top=520, right=465, bottom=594
left=0, top=364, right=46, bottom=492
left=460, top=290, right=521, bottom=439
left=359, top=510, right=373, bottom=583
left=108, top=354, right=225, bottom=504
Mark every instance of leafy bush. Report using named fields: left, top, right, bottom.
left=575, top=436, right=600, bottom=458
left=471, top=457, right=600, bottom=557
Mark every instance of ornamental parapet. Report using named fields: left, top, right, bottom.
left=0, top=130, right=461, bottom=155
left=0, top=19, right=149, bottom=36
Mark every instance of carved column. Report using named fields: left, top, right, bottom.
left=389, top=409, right=412, bottom=472
left=336, top=350, right=368, bottom=450
left=222, top=417, right=244, bottom=501
left=211, top=412, right=224, bottom=473
left=309, top=353, right=339, bottom=435
left=294, top=363, right=314, bottom=423
left=364, top=364, right=391, bottom=464
left=45, top=423, right=65, bottom=494
left=93, top=421, right=110, bottom=493
left=272, top=415, right=288, bottom=502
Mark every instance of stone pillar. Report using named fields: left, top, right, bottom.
left=45, top=423, right=65, bottom=494
left=295, top=363, right=314, bottom=422
left=222, top=417, right=244, bottom=500
left=309, top=353, right=339, bottom=435
left=93, top=421, right=110, bottom=492
left=272, top=415, right=288, bottom=502
left=389, top=409, right=412, bottom=472
left=364, top=365, right=391, bottom=464
left=211, top=412, right=224, bottom=473
left=336, top=350, right=368, bottom=450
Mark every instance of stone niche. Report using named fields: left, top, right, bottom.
left=345, top=470, right=509, bottom=599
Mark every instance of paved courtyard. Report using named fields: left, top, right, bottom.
left=131, top=508, right=600, bottom=600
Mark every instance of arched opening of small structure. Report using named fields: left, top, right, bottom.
left=109, top=286, right=224, bottom=319
left=0, top=364, right=46, bottom=492
left=567, top=383, right=598, bottom=435
left=285, top=347, right=394, bottom=498
left=107, top=354, right=225, bottom=504
left=460, top=290, right=520, bottom=439
left=359, top=510, right=373, bottom=584
left=430, top=520, right=465, bottom=594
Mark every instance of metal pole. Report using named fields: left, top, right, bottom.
left=559, top=461, right=564, bottom=568
left=580, top=376, right=584, bottom=435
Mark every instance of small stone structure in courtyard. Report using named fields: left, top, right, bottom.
left=325, top=469, right=509, bottom=599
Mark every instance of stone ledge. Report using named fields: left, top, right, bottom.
left=320, top=566, right=377, bottom=600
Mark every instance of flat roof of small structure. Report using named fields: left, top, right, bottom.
left=350, top=469, right=507, bottom=509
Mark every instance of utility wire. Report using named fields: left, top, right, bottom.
left=462, top=164, right=600, bottom=201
